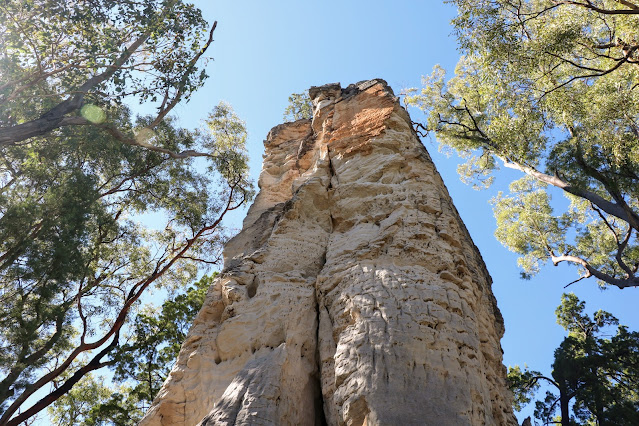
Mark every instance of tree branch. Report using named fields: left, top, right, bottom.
left=148, top=21, right=217, bottom=128
left=552, top=0, right=639, bottom=14
left=61, top=117, right=212, bottom=159
left=0, top=0, right=212, bottom=149
left=0, top=32, right=151, bottom=146
left=4, top=329, right=124, bottom=426
left=550, top=253, right=639, bottom=289
left=0, top=310, right=68, bottom=403
left=1, top=178, right=245, bottom=424
left=617, top=0, right=639, bottom=10
left=499, top=158, right=638, bottom=230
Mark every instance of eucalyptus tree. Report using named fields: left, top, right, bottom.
left=508, top=294, right=639, bottom=425
left=0, top=1, right=253, bottom=424
left=283, top=91, right=313, bottom=122
left=47, top=274, right=217, bottom=425
left=406, top=0, right=639, bottom=289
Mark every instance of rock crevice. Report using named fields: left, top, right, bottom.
left=141, top=80, right=517, bottom=426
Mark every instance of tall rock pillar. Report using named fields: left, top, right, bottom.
left=141, top=80, right=517, bottom=425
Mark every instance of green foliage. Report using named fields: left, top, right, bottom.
left=48, top=274, right=216, bottom=425
left=0, top=0, right=210, bottom=126
left=406, top=0, right=639, bottom=289
left=283, top=91, right=313, bottom=122
left=508, top=294, right=639, bottom=425
left=0, top=99, right=250, bottom=423
left=0, top=98, right=251, bottom=422
left=111, top=274, right=215, bottom=412
left=47, top=374, right=132, bottom=426
left=0, top=2, right=253, bottom=423
left=507, top=365, right=541, bottom=412
left=492, top=177, right=566, bottom=276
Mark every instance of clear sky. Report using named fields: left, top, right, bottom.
left=167, top=0, right=639, bottom=421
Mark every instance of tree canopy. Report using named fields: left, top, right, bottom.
left=0, top=0, right=215, bottom=152
left=283, top=91, right=313, bottom=122
left=0, top=1, right=252, bottom=424
left=406, top=0, right=639, bottom=289
left=508, top=293, right=639, bottom=425
left=47, top=274, right=216, bottom=425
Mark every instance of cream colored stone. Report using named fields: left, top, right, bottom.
left=141, top=80, right=517, bottom=426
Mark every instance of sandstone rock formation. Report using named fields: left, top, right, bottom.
left=141, top=80, right=518, bottom=425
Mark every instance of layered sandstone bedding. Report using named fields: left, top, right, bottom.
left=141, top=80, right=517, bottom=426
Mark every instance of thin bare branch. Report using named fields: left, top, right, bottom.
left=551, top=0, right=639, bottom=14
left=1, top=177, right=245, bottom=424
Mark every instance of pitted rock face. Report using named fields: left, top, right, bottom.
left=140, top=80, right=518, bottom=426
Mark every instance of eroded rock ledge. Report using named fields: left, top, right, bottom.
left=141, top=80, right=518, bottom=426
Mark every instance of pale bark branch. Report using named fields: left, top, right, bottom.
left=61, top=117, right=211, bottom=159
left=550, top=253, right=639, bottom=289
left=499, top=158, right=637, bottom=230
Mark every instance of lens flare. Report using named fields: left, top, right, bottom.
left=134, top=128, right=155, bottom=144
left=80, top=104, right=106, bottom=124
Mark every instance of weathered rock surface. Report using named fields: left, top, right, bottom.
left=141, top=80, right=518, bottom=426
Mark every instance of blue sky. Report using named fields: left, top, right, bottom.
left=167, top=0, right=639, bottom=421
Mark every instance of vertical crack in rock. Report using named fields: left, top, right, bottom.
left=141, top=80, right=518, bottom=426
left=313, top=260, right=329, bottom=426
